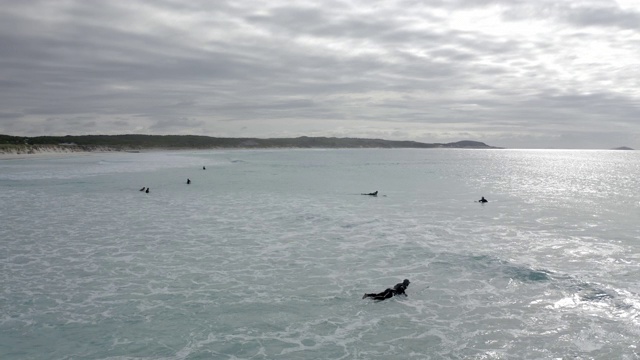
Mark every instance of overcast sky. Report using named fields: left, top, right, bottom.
left=1, top=0, right=640, bottom=149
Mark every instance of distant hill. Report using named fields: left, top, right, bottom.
left=0, top=134, right=500, bottom=154
left=611, top=146, right=634, bottom=150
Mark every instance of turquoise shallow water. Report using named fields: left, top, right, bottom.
left=1, top=149, right=640, bottom=359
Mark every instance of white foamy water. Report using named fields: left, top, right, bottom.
left=2, top=149, right=640, bottom=359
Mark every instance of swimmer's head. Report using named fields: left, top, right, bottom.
left=403, top=279, right=410, bottom=286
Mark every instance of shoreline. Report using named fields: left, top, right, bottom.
left=0, top=147, right=235, bottom=160
left=0, top=145, right=127, bottom=160
left=2, top=147, right=631, bottom=160
left=0, top=150, right=111, bottom=161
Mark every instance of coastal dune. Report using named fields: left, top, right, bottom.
left=0, top=135, right=500, bottom=160
left=0, top=144, right=120, bottom=159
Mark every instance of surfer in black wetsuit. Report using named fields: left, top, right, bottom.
left=187, top=179, right=191, bottom=184
left=362, top=191, right=378, bottom=196
left=363, top=279, right=410, bottom=301
left=203, top=166, right=206, bottom=170
left=145, top=187, right=150, bottom=193
left=479, top=196, right=488, bottom=203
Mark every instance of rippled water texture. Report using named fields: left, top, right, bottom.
left=2, top=149, right=640, bottom=359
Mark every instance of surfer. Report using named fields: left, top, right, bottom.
left=362, top=191, right=378, bottom=196
left=139, top=187, right=146, bottom=191
left=187, top=179, right=191, bottom=184
left=203, top=166, right=206, bottom=170
left=363, top=279, right=410, bottom=301
left=145, top=187, right=150, bottom=193
left=479, top=196, right=488, bottom=203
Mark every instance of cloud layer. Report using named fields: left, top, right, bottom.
left=1, top=0, right=639, bottom=148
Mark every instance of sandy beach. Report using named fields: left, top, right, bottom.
left=0, top=151, right=92, bottom=160
left=0, top=145, right=121, bottom=160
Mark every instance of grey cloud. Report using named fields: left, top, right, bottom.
left=41, top=117, right=98, bottom=134
left=149, top=117, right=206, bottom=131
left=112, top=120, right=130, bottom=127
left=562, top=6, right=640, bottom=30
left=0, top=0, right=638, bottom=148
left=0, top=112, right=24, bottom=119
left=499, top=1, right=640, bottom=30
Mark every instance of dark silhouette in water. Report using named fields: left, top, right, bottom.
left=203, top=166, right=206, bottom=170
left=362, top=191, right=378, bottom=196
left=139, top=187, right=146, bottom=191
left=187, top=179, right=191, bottom=184
left=478, top=196, right=488, bottom=203
left=145, top=188, right=150, bottom=194
left=363, top=279, right=410, bottom=301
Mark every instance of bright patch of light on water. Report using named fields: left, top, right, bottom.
left=1, top=149, right=640, bottom=359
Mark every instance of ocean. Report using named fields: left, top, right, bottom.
left=1, top=149, right=639, bottom=359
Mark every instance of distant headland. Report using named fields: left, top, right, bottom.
left=0, top=134, right=500, bottom=155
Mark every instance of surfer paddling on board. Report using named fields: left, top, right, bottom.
left=363, top=279, right=410, bottom=301
left=362, top=191, right=378, bottom=196
left=478, top=196, right=488, bottom=203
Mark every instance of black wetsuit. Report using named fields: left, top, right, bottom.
left=363, top=280, right=410, bottom=301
